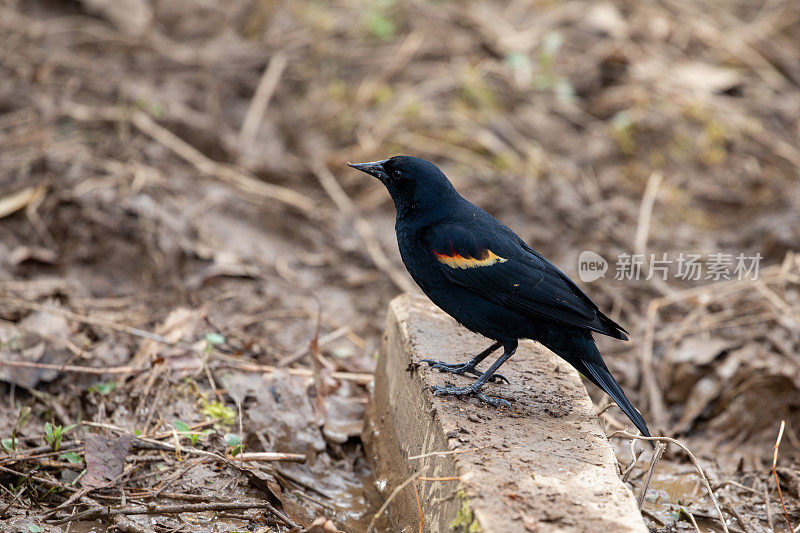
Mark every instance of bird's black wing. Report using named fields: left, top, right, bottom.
left=424, top=223, right=628, bottom=340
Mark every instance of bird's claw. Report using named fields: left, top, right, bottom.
left=419, top=359, right=509, bottom=384
left=429, top=384, right=512, bottom=409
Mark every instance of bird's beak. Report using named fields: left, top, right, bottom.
left=347, top=159, right=390, bottom=182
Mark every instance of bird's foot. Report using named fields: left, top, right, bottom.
left=420, top=359, right=508, bottom=384
left=429, top=384, right=511, bottom=408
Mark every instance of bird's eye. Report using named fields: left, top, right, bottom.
left=392, top=170, right=403, bottom=179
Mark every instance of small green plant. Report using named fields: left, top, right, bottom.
left=201, top=400, right=236, bottom=426
left=204, top=332, right=225, bottom=353
left=44, top=422, right=77, bottom=452
left=364, top=0, right=397, bottom=40
left=173, top=420, right=212, bottom=446
left=58, top=451, right=83, bottom=464
left=532, top=31, right=575, bottom=105
left=2, top=406, right=32, bottom=454
left=450, top=489, right=482, bottom=532
left=88, top=382, right=116, bottom=395
left=224, top=433, right=243, bottom=456
left=1, top=437, right=17, bottom=453
left=28, top=525, right=43, bottom=533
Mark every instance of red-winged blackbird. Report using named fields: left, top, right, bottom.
left=349, top=155, right=650, bottom=437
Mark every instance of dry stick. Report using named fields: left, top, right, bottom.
left=681, top=506, right=701, bottom=533
left=0, top=185, right=46, bottom=219
left=368, top=467, right=427, bottom=533
left=62, top=104, right=317, bottom=216
left=239, top=51, right=288, bottom=146
left=408, top=444, right=491, bottom=461
left=621, top=440, right=643, bottom=483
left=637, top=442, right=665, bottom=508
left=232, top=452, right=306, bottom=463
left=609, top=432, right=729, bottom=533
left=771, top=420, right=795, bottom=531
left=0, top=485, right=26, bottom=518
left=633, top=170, right=663, bottom=255
left=52, top=501, right=287, bottom=524
left=0, top=465, right=81, bottom=507
left=311, top=161, right=417, bottom=294
left=0, top=358, right=372, bottom=385
left=412, top=477, right=424, bottom=533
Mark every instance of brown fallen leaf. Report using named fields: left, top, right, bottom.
left=83, top=434, right=134, bottom=488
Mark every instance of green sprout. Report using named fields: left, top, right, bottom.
left=173, top=420, right=213, bottom=446
left=2, top=406, right=31, bottom=454
left=44, top=422, right=77, bottom=452
left=1, top=438, right=17, bottom=453
left=224, top=433, right=243, bottom=456
left=204, top=332, right=225, bottom=353
left=88, top=382, right=116, bottom=395
left=58, top=451, right=83, bottom=465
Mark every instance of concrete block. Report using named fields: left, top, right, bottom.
left=363, top=293, right=647, bottom=532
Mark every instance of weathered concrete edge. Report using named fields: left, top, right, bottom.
left=363, top=294, right=647, bottom=532
left=363, top=296, right=463, bottom=532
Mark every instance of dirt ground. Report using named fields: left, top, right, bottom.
left=0, top=0, right=798, bottom=531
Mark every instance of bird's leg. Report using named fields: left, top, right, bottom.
left=430, top=340, right=517, bottom=408
left=421, top=340, right=508, bottom=383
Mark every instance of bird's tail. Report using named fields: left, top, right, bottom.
left=544, top=331, right=651, bottom=437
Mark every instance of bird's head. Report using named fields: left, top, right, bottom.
left=348, top=156, right=457, bottom=218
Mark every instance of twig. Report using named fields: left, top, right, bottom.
left=0, top=351, right=372, bottom=384
left=412, top=477, right=423, bottom=533
left=637, top=442, right=665, bottom=508
left=311, top=160, right=416, bottom=293
left=239, top=51, right=288, bottom=146
left=771, top=419, right=795, bottom=531
left=0, top=465, right=79, bottom=494
left=680, top=506, right=701, bottom=533
left=621, top=436, right=641, bottom=483
left=368, top=467, right=427, bottom=532
left=634, top=171, right=663, bottom=255
left=61, top=104, right=317, bottom=215
left=609, top=431, right=729, bottom=533
left=0, top=485, right=26, bottom=518
left=408, top=445, right=490, bottom=461
left=0, top=185, right=46, bottom=219
left=53, top=501, right=288, bottom=524
left=232, top=452, right=306, bottom=463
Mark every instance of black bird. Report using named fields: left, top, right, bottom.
left=348, top=156, right=650, bottom=437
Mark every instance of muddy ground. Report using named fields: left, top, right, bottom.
left=0, top=0, right=799, bottom=531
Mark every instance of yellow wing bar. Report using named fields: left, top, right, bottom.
left=433, top=249, right=508, bottom=269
